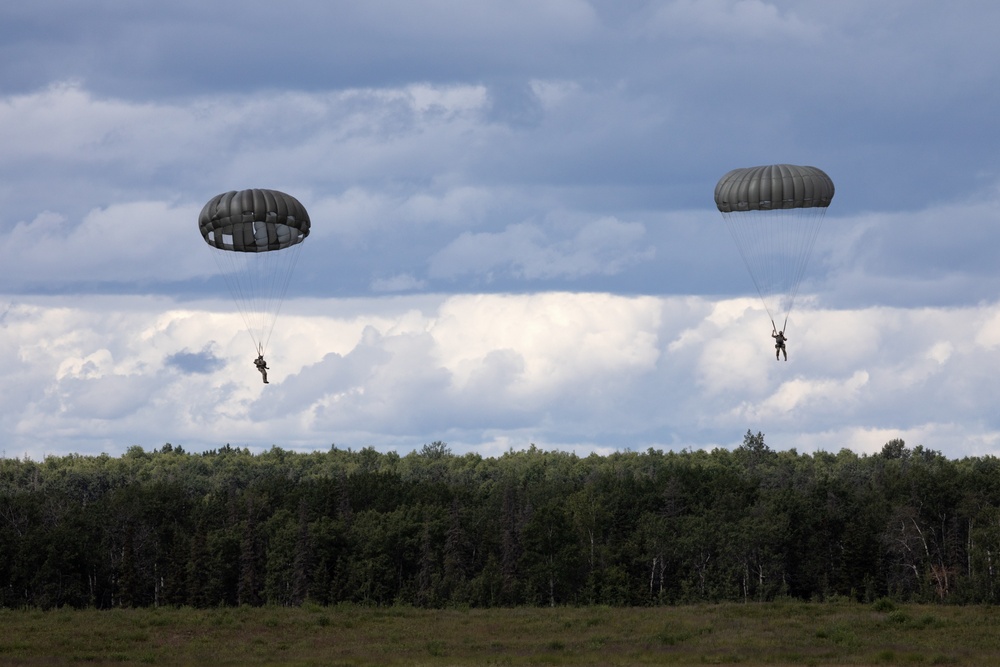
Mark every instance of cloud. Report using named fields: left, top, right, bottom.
left=432, top=292, right=663, bottom=391
left=0, top=201, right=207, bottom=287
left=165, top=347, right=225, bottom=374
left=1, top=2, right=600, bottom=96
left=56, top=373, right=159, bottom=420
left=370, top=274, right=428, bottom=293
left=4, top=1, right=1000, bottom=464
left=644, top=0, right=822, bottom=42
left=5, top=75, right=1000, bottom=302
left=0, top=81, right=494, bottom=218
left=429, top=217, right=654, bottom=282
left=3, top=292, right=1000, bottom=461
left=817, top=190, right=1000, bottom=301
left=732, top=370, right=870, bottom=422
left=485, top=81, right=545, bottom=128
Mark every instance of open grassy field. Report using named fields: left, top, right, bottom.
left=0, top=600, right=998, bottom=666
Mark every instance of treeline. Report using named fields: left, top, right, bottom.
left=2, top=434, right=1000, bottom=609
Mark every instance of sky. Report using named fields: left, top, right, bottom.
left=3, top=0, right=1000, bottom=460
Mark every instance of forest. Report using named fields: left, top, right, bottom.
left=2, top=433, right=999, bottom=610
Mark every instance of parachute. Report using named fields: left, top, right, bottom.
left=714, top=164, right=834, bottom=331
left=198, top=189, right=310, bottom=356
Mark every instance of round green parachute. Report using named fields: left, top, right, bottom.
left=199, top=189, right=311, bottom=355
left=714, top=164, right=834, bottom=330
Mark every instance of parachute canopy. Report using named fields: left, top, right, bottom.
left=198, top=189, right=311, bottom=356
left=714, top=164, right=834, bottom=330
left=199, top=188, right=310, bottom=252
left=715, top=164, right=834, bottom=213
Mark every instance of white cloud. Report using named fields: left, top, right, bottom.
left=431, top=292, right=662, bottom=392
left=0, top=82, right=188, bottom=162
left=732, top=370, right=870, bottom=422
left=2, top=292, right=1000, bottom=461
left=974, top=310, right=1000, bottom=349
left=0, top=201, right=206, bottom=285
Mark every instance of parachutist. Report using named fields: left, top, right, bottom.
left=255, top=355, right=270, bottom=383
left=772, top=329, right=787, bottom=361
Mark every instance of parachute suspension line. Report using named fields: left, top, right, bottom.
left=721, top=205, right=828, bottom=332
left=722, top=212, right=778, bottom=325
left=208, top=247, right=262, bottom=353
left=779, top=206, right=828, bottom=328
left=258, top=239, right=305, bottom=356
left=207, top=240, right=304, bottom=357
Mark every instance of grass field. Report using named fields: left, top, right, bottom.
left=1, top=600, right=998, bottom=666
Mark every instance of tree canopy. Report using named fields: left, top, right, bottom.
left=2, top=435, right=998, bottom=609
